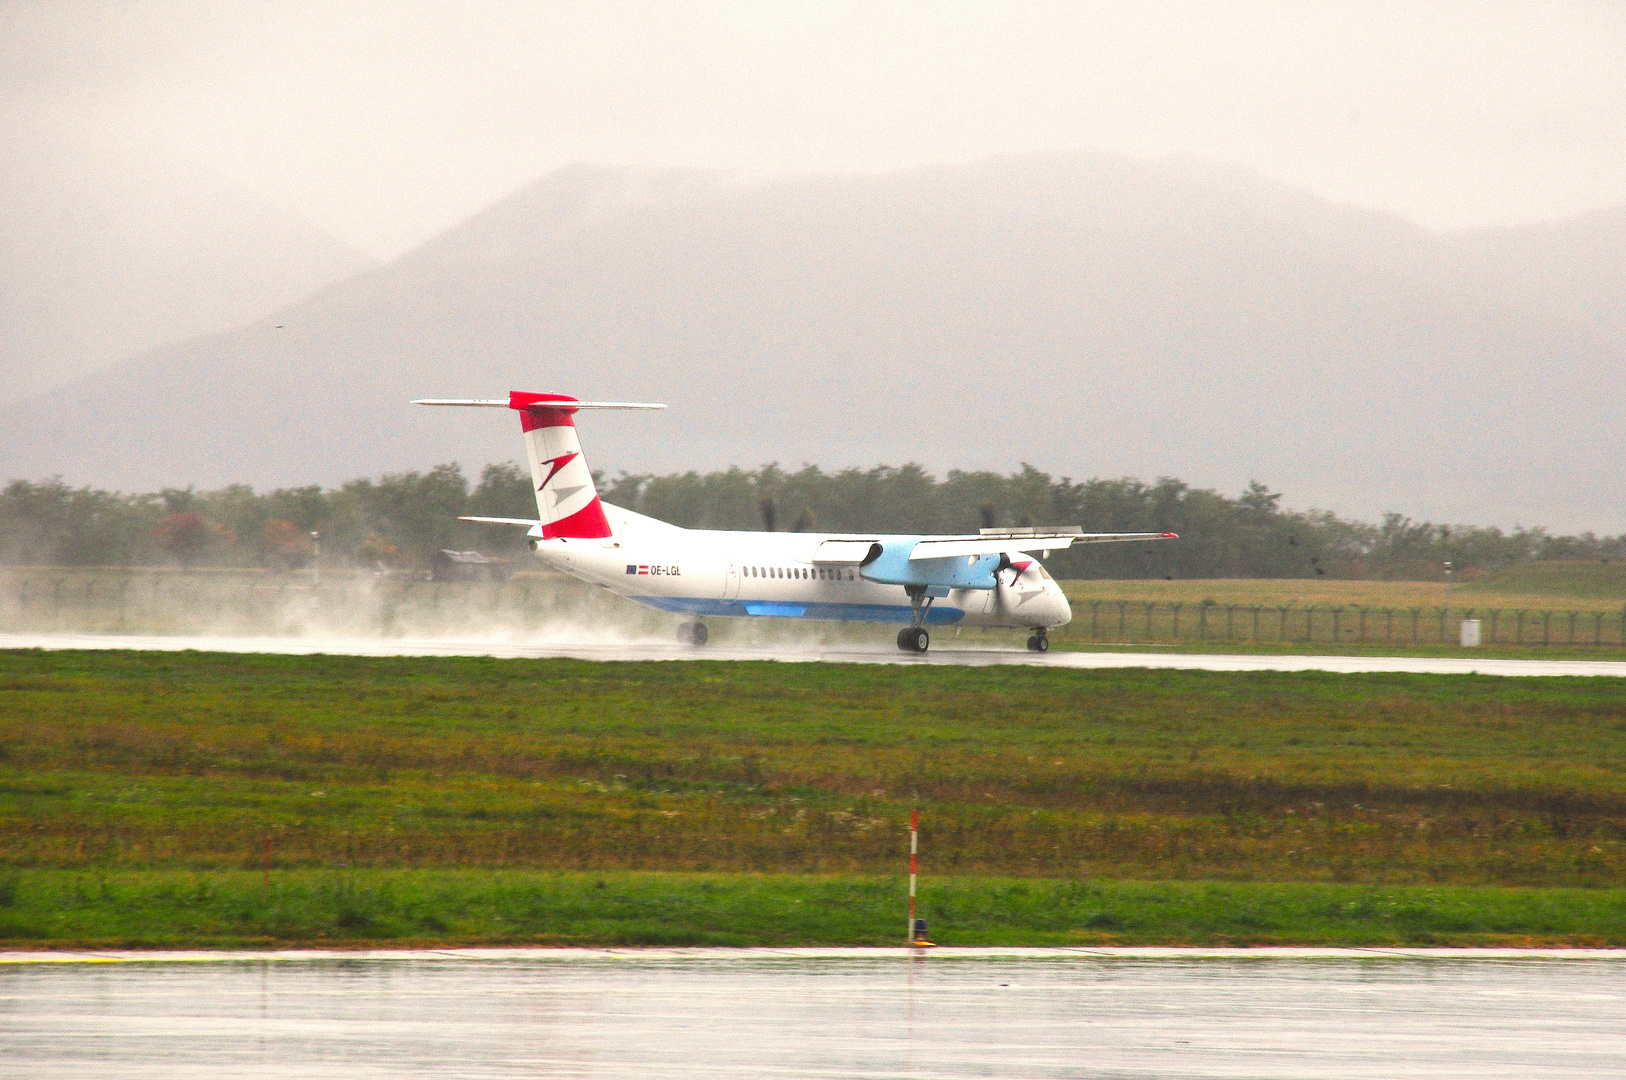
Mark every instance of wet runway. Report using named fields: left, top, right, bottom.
left=2, top=949, right=1622, bottom=1078
left=4, top=631, right=1626, bottom=677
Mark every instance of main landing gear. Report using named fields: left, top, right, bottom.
left=677, top=620, right=709, bottom=646
left=1026, top=628, right=1050, bottom=653
left=897, top=626, right=930, bottom=652
left=896, top=586, right=933, bottom=653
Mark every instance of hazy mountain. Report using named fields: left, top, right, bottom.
left=0, top=136, right=372, bottom=403
left=3, top=153, right=1622, bottom=532
left=1437, top=206, right=1626, bottom=348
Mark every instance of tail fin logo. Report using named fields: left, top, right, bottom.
left=538, top=451, right=579, bottom=491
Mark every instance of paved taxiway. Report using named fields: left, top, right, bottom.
left=4, top=632, right=1625, bottom=676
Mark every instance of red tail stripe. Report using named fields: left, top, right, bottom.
left=541, top=497, right=612, bottom=540
left=510, top=391, right=579, bottom=432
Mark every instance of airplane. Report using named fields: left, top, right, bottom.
left=414, top=391, right=1176, bottom=652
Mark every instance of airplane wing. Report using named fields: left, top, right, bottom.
left=909, top=531, right=1177, bottom=560
left=458, top=516, right=543, bottom=526
left=813, top=540, right=882, bottom=563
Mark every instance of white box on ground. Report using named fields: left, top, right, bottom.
left=1460, top=619, right=1482, bottom=647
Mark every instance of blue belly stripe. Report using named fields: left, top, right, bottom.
left=745, top=602, right=806, bottom=617
left=630, top=596, right=966, bottom=624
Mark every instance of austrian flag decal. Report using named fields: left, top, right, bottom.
left=625, top=565, right=651, bottom=575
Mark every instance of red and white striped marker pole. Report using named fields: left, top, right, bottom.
left=907, top=808, right=918, bottom=943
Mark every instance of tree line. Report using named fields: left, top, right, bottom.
left=3, top=463, right=1622, bottom=579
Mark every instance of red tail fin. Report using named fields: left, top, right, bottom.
left=509, top=393, right=612, bottom=539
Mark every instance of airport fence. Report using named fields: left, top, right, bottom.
left=3, top=568, right=1626, bottom=650
left=1065, top=598, right=1626, bottom=649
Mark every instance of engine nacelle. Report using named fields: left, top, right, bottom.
left=860, top=541, right=1003, bottom=591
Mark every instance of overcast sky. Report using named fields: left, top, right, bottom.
left=5, top=1, right=1625, bottom=260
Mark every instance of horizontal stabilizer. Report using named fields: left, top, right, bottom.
left=413, top=399, right=666, bottom=410
left=458, top=516, right=542, bottom=526
left=910, top=531, right=1176, bottom=560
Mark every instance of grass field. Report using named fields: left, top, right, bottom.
left=4, top=871, right=1622, bottom=948
left=2, top=648, right=1625, bottom=946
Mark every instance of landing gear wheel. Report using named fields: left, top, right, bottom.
left=678, top=621, right=709, bottom=646
left=896, top=626, right=930, bottom=653
left=1027, top=630, right=1050, bottom=653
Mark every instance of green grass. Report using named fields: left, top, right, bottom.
left=2, top=870, right=1621, bottom=948
left=3, top=648, right=1625, bottom=946
left=1467, top=561, right=1626, bottom=602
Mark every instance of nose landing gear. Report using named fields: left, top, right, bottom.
left=677, top=620, right=709, bottom=646
left=1026, top=628, right=1050, bottom=653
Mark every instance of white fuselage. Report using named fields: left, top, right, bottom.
left=531, top=506, right=1072, bottom=630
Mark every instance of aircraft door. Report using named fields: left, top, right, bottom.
left=722, top=563, right=741, bottom=600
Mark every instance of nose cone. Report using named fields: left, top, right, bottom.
left=1042, top=581, right=1072, bottom=627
